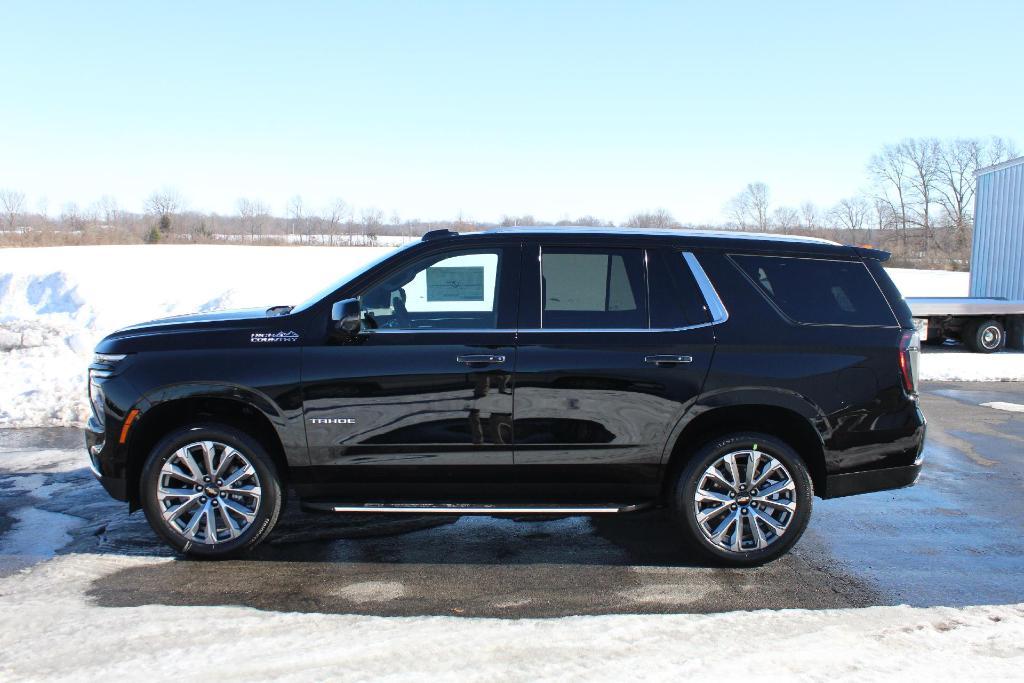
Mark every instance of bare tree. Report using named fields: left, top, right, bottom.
left=324, top=198, right=350, bottom=245
left=871, top=196, right=894, bottom=236
left=0, top=188, right=26, bottom=231
left=829, top=197, right=870, bottom=241
left=95, top=195, right=121, bottom=225
left=772, top=206, right=800, bottom=232
left=901, top=138, right=941, bottom=254
left=800, top=201, right=820, bottom=231
left=726, top=183, right=770, bottom=231
left=287, top=195, right=306, bottom=243
left=237, top=198, right=270, bottom=243
left=935, top=139, right=981, bottom=247
left=361, top=207, right=384, bottom=243
left=868, top=145, right=911, bottom=247
left=624, top=209, right=677, bottom=229
left=984, top=135, right=1019, bottom=167
left=145, top=188, right=183, bottom=235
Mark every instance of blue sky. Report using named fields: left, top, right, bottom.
left=1, top=1, right=1021, bottom=224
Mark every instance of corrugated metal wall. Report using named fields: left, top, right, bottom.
left=970, top=157, right=1024, bottom=299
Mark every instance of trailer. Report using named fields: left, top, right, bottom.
left=905, top=155, right=1024, bottom=353
left=908, top=297, right=1024, bottom=353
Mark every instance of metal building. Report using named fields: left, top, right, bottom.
left=970, top=155, right=1024, bottom=299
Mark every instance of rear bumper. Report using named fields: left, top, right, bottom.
left=822, top=460, right=922, bottom=499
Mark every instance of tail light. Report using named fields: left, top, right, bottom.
left=899, top=330, right=920, bottom=394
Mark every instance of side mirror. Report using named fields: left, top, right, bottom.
left=331, top=298, right=362, bottom=334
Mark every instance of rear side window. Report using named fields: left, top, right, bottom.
left=730, top=254, right=896, bottom=326
left=649, top=250, right=709, bottom=328
left=541, top=248, right=647, bottom=328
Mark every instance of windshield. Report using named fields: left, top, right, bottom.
left=290, top=242, right=417, bottom=314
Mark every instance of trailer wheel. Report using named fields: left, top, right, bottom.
left=965, top=319, right=1004, bottom=353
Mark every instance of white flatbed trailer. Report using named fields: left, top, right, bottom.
left=907, top=297, right=1024, bottom=353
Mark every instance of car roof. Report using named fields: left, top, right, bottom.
left=480, top=226, right=841, bottom=246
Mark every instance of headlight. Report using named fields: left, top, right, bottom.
left=93, top=353, right=127, bottom=365
left=89, top=374, right=106, bottom=427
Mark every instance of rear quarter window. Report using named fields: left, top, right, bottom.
left=730, top=254, right=897, bottom=326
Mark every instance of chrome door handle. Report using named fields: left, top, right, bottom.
left=644, top=355, right=693, bottom=365
left=457, top=354, right=506, bottom=365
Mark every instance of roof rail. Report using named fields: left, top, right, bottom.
left=422, top=229, right=459, bottom=241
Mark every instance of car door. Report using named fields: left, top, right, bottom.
left=300, top=242, right=520, bottom=501
left=513, top=241, right=716, bottom=502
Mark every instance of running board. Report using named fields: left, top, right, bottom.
left=300, top=501, right=653, bottom=514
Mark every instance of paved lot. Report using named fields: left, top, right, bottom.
left=1, top=381, right=1022, bottom=618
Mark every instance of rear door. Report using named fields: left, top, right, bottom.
left=512, top=242, right=716, bottom=502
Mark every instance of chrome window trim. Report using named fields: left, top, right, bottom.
left=682, top=251, right=729, bottom=325
left=357, top=249, right=729, bottom=334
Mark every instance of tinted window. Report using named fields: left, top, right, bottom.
left=541, top=248, right=647, bottom=328
left=650, top=250, right=710, bottom=328
left=359, top=250, right=502, bottom=329
left=731, top=254, right=896, bottom=326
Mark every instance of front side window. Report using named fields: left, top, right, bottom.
left=359, top=250, right=501, bottom=330
left=730, top=254, right=896, bottom=326
left=541, top=248, right=648, bottom=329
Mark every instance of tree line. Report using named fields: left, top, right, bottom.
left=1, top=136, right=1017, bottom=269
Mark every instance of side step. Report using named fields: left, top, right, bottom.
left=300, top=501, right=653, bottom=514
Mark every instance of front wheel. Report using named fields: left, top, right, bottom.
left=140, top=423, right=283, bottom=558
left=670, top=432, right=813, bottom=566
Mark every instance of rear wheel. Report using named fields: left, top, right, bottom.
left=140, top=423, right=283, bottom=558
left=670, top=432, right=813, bottom=566
left=965, top=319, right=1004, bottom=353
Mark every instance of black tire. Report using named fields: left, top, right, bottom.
left=140, top=423, right=283, bottom=559
left=965, top=318, right=1004, bottom=354
left=670, top=432, right=813, bottom=566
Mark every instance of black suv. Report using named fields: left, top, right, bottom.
left=86, top=227, right=925, bottom=565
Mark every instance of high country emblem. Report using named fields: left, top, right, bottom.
left=251, top=331, right=300, bottom=343
left=309, top=418, right=356, bottom=424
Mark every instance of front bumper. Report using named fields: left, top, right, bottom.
left=86, top=416, right=128, bottom=501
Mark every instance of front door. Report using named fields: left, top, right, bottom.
left=513, top=243, right=715, bottom=502
left=300, top=243, right=520, bottom=501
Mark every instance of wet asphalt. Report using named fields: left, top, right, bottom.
left=1, top=381, right=1022, bottom=618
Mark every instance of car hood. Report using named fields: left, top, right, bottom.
left=94, top=306, right=307, bottom=354
left=115, top=307, right=273, bottom=332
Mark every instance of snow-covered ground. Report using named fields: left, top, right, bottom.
left=3, top=557, right=1021, bottom=680
left=1, top=245, right=1021, bottom=427
left=0, top=446, right=1021, bottom=680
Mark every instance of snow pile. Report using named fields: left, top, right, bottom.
left=0, top=245, right=392, bottom=427
left=0, top=247, right=1021, bottom=428
left=920, top=348, right=1024, bottom=382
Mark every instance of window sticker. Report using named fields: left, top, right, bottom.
left=426, top=266, right=485, bottom=301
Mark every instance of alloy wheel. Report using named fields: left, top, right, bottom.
left=156, top=440, right=262, bottom=544
left=693, top=449, right=797, bottom=553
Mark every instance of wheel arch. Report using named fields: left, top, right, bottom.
left=661, top=401, right=827, bottom=500
left=124, top=388, right=291, bottom=509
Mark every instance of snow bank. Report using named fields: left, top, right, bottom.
left=0, top=248, right=1019, bottom=428
left=920, top=348, right=1024, bottom=382
left=0, top=245, right=392, bottom=427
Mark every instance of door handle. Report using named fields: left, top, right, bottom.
left=457, top=354, right=506, bottom=365
left=644, top=355, right=693, bottom=366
